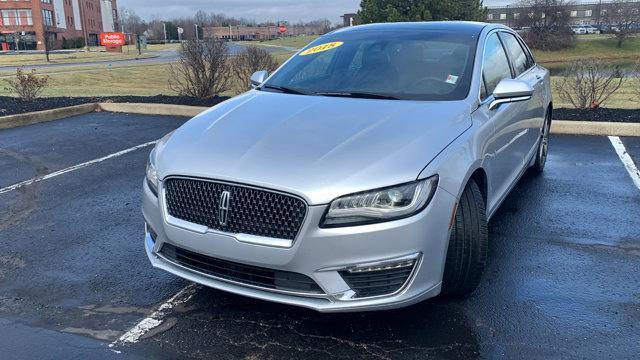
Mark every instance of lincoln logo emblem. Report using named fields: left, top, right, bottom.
left=219, top=191, right=231, bottom=226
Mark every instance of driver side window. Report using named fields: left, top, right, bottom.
left=481, top=33, right=512, bottom=100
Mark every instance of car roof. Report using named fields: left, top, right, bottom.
left=330, top=21, right=492, bottom=36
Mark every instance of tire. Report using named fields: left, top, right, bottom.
left=441, top=179, right=488, bottom=297
left=531, top=110, right=551, bottom=174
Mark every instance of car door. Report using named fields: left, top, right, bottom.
left=499, top=31, right=546, bottom=161
left=475, top=32, right=531, bottom=213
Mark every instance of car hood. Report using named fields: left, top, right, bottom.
left=156, top=91, right=472, bottom=205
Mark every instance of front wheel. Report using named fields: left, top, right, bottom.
left=531, top=110, right=551, bottom=173
left=441, top=179, right=488, bottom=297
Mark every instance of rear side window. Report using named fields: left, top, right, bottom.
left=481, top=33, right=512, bottom=99
left=500, top=32, right=530, bottom=76
left=517, top=37, right=536, bottom=68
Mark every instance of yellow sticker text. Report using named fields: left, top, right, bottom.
left=299, top=42, right=344, bottom=56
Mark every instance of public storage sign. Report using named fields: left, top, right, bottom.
left=100, top=32, right=126, bottom=47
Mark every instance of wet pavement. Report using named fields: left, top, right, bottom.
left=0, top=113, right=638, bottom=359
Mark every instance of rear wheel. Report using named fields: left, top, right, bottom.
left=441, top=179, right=488, bottom=297
left=531, top=110, right=551, bottom=173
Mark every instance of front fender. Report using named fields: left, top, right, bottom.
left=418, top=117, right=493, bottom=203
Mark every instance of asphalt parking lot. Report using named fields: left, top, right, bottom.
left=0, top=112, right=639, bottom=359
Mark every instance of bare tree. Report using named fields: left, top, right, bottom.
left=5, top=25, right=22, bottom=53
left=515, top=0, right=576, bottom=50
left=43, top=33, right=57, bottom=62
left=605, top=0, right=640, bottom=47
left=120, top=8, right=147, bottom=36
left=3, top=68, right=49, bottom=101
left=169, top=39, right=231, bottom=98
left=554, top=59, right=627, bottom=109
left=231, top=46, right=279, bottom=94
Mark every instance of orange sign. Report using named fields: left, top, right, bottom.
left=100, top=32, right=126, bottom=47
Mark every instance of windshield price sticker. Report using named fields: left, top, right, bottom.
left=299, top=42, right=344, bottom=56
left=446, top=75, right=459, bottom=85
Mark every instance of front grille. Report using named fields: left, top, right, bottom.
left=160, top=244, right=323, bottom=294
left=164, top=178, right=307, bottom=240
left=340, top=266, right=414, bottom=298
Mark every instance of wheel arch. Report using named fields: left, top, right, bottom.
left=468, top=168, right=488, bottom=206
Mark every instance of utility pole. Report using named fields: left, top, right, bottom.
left=163, top=22, right=167, bottom=44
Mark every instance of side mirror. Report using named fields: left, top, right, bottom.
left=250, top=70, right=269, bottom=88
left=489, top=79, right=534, bottom=110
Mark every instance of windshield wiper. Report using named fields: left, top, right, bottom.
left=315, top=92, right=400, bottom=100
left=260, top=84, right=313, bottom=95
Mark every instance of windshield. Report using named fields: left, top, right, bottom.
left=262, top=30, right=478, bottom=101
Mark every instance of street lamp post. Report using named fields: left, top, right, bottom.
left=163, top=22, right=167, bottom=44
left=79, top=0, right=89, bottom=51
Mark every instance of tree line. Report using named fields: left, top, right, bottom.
left=119, top=8, right=333, bottom=41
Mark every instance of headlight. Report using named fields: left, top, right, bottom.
left=321, top=176, right=438, bottom=227
left=146, top=149, right=159, bottom=196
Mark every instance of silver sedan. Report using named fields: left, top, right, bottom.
left=143, top=22, right=552, bottom=312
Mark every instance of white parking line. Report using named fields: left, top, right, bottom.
left=110, top=283, right=199, bottom=348
left=609, top=136, right=640, bottom=190
left=0, top=140, right=157, bottom=195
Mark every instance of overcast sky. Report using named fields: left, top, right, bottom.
left=122, top=1, right=585, bottom=23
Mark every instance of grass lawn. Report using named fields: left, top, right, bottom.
left=551, top=77, right=639, bottom=109
left=0, top=50, right=156, bottom=67
left=534, top=35, right=640, bottom=64
left=0, top=61, right=248, bottom=98
left=1, top=61, right=637, bottom=109
left=0, top=63, right=175, bottom=97
left=87, top=43, right=180, bottom=52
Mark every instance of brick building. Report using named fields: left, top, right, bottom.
left=0, top=0, right=118, bottom=51
left=204, top=25, right=327, bottom=41
left=341, top=13, right=358, bottom=27
left=486, top=0, right=640, bottom=27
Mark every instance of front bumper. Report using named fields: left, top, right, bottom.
left=143, top=180, right=457, bottom=312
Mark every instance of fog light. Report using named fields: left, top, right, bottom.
left=347, top=259, right=416, bottom=273
left=339, top=255, right=420, bottom=298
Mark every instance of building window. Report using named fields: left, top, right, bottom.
left=500, top=13, right=507, bottom=20
left=570, top=10, right=578, bottom=17
left=514, top=13, right=520, bottom=20
left=1, top=9, right=33, bottom=26
left=585, top=10, right=592, bottom=17
left=487, top=13, right=493, bottom=20
left=42, top=9, right=54, bottom=26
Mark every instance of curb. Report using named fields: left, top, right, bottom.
left=0, top=103, right=97, bottom=130
left=551, top=120, right=640, bottom=137
left=0, top=103, right=208, bottom=130
left=97, top=102, right=209, bottom=117
left=1, top=103, right=639, bottom=137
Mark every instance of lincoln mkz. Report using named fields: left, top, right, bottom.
left=143, top=22, right=552, bottom=312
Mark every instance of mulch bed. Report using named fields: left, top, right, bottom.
left=0, top=95, right=230, bottom=117
left=554, top=108, right=640, bottom=123
left=1, top=96, right=638, bottom=123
